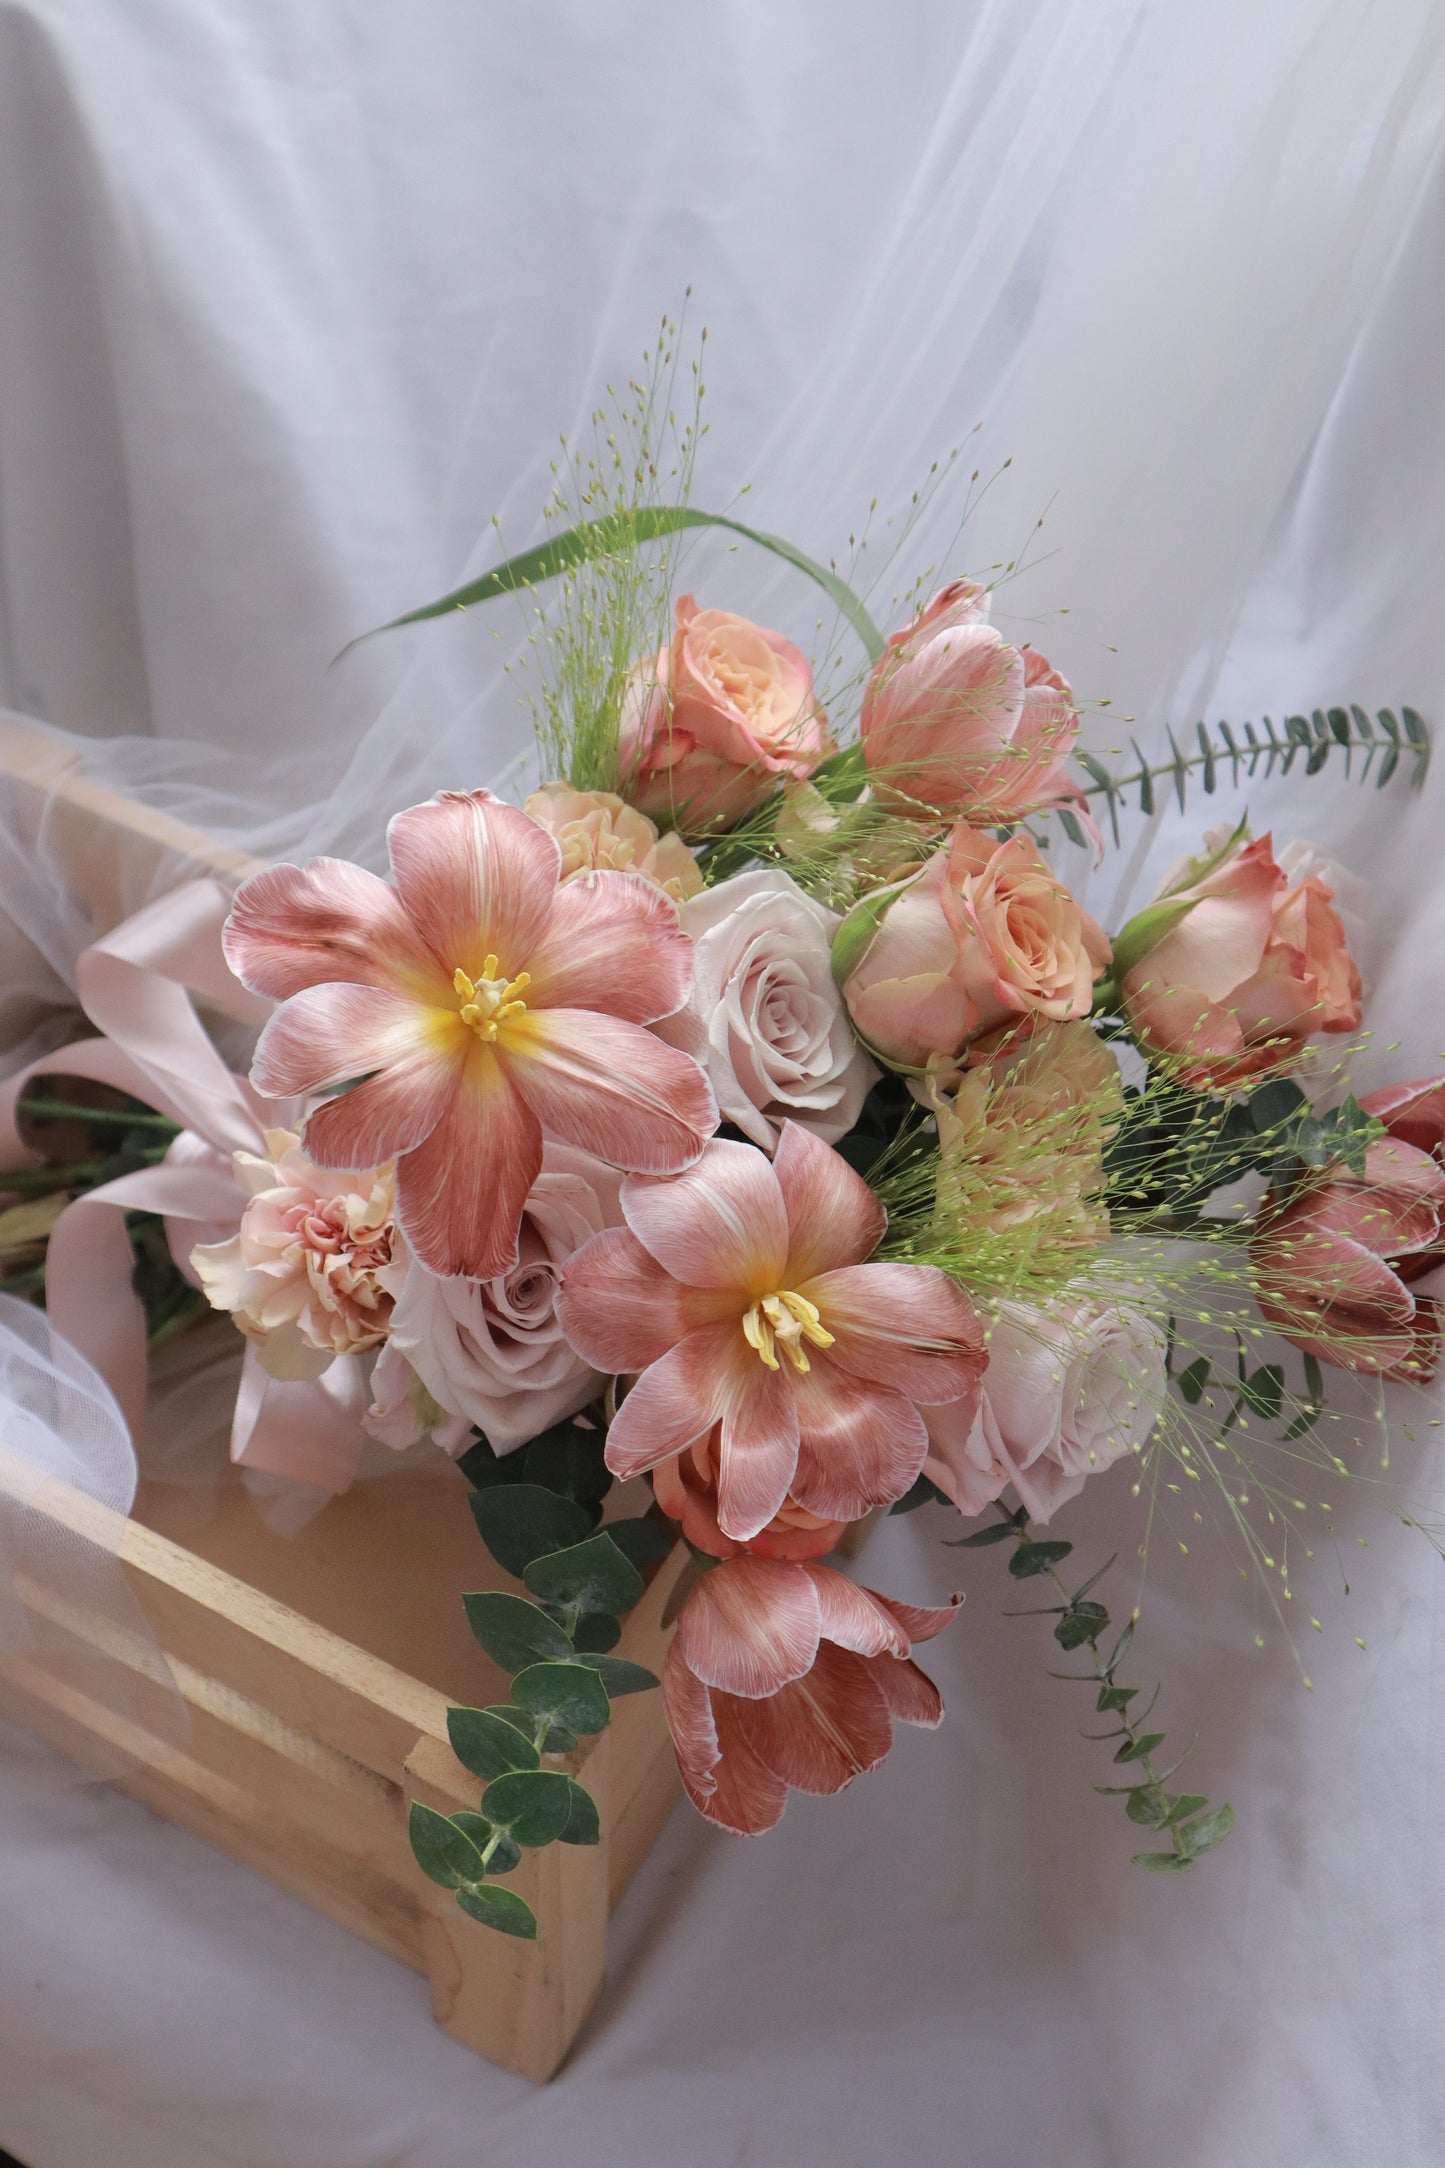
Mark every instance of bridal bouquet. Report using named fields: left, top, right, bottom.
left=8, top=353, right=1433, bottom=1943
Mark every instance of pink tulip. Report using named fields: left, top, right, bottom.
left=860, top=580, right=1085, bottom=825
left=223, top=791, right=718, bottom=1281
left=618, top=594, right=832, bottom=835
left=556, top=1120, right=986, bottom=1541
left=1358, top=1076, right=1445, bottom=1159
left=650, top=1423, right=847, bottom=1561
left=1251, top=1136, right=1445, bottom=1380
left=663, top=1554, right=961, bottom=1833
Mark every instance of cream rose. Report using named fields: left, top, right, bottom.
left=840, top=822, right=1111, bottom=1069
left=654, top=867, right=877, bottom=1148
left=522, top=783, right=702, bottom=904
left=191, top=1130, right=395, bottom=1381
left=922, top=1300, right=1166, bottom=1524
left=364, top=1142, right=622, bottom=1453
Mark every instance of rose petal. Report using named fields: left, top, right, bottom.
left=395, top=1049, right=543, bottom=1279
left=621, top=1137, right=787, bottom=1292
left=523, top=870, right=694, bottom=1024
left=773, top=1120, right=885, bottom=1282
left=386, top=792, right=561, bottom=981
left=557, top=1227, right=736, bottom=1373
left=224, top=858, right=446, bottom=1002
left=603, top=1319, right=740, bottom=1479
left=503, top=1009, right=717, bottom=1172
left=788, top=1364, right=929, bottom=1520
left=725, top=1642, right=893, bottom=1795
left=674, top=1554, right=821, bottom=1698
left=865, top=1652, right=945, bottom=1728
left=805, top=1261, right=985, bottom=1403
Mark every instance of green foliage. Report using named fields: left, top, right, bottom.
left=957, top=1505, right=1233, bottom=1875
left=410, top=1408, right=671, bottom=1940
left=1075, top=707, right=1429, bottom=830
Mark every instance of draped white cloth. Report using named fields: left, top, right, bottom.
left=1, top=2, right=1444, bottom=2162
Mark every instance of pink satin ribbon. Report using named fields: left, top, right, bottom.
left=0, top=881, right=370, bottom=1493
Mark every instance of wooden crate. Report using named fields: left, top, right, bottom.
left=0, top=714, right=685, bottom=2080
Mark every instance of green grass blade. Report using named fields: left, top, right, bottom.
left=344, top=506, right=885, bottom=663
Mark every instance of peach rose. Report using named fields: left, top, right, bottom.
left=191, top=1129, right=396, bottom=1380
left=860, top=580, right=1086, bottom=826
left=839, top=823, right=1111, bottom=1069
left=521, top=783, right=702, bottom=904
left=1117, top=824, right=1362, bottom=1089
left=619, top=594, right=831, bottom=834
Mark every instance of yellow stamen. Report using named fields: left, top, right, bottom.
left=741, top=1289, right=835, bottom=1374
left=454, top=959, right=531, bottom=1042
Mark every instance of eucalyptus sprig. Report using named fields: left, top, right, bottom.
left=951, top=1507, right=1233, bottom=1872
left=409, top=1410, right=672, bottom=1939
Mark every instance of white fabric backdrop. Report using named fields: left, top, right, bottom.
left=1, top=2, right=1444, bottom=2162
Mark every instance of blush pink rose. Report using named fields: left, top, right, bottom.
left=1117, top=825, right=1362, bottom=1089
left=619, top=594, right=831, bottom=834
left=922, top=1300, right=1167, bottom=1524
left=365, top=1142, right=623, bottom=1452
left=191, top=1129, right=396, bottom=1381
left=841, top=824, right=1111, bottom=1069
left=860, top=580, right=1086, bottom=826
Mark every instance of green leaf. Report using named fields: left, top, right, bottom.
left=480, top=1768, right=576, bottom=1846
left=1105, top=1620, right=1135, bottom=1675
left=569, top=1611, right=622, bottom=1653
left=1303, top=1352, right=1324, bottom=1401
left=889, top=1473, right=946, bottom=1515
left=1125, top=1785, right=1169, bottom=1827
left=1176, top=1357, right=1210, bottom=1406
left=1054, top=1600, right=1109, bottom=1650
left=471, top=1484, right=594, bottom=1578
left=1165, top=1793, right=1209, bottom=1824
left=463, top=1591, right=574, bottom=1672
left=1249, top=1078, right=1308, bottom=1131
left=456, top=1883, right=538, bottom=1938
left=447, top=1705, right=540, bottom=1780
left=1008, top=1539, right=1073, bottom=1579
left=409, top=1801, right=486, bottom=1889
left=1096, top=1683, right=1137, bottom=1713
left=449, top=1811, right=522, bottom=1876
left=484, top=1703, right=577, bottom=1755
left=1177, top=1802, right=1235, bottom=1857
left=603, top=1515, right=676, bottom=1569
left=558, top=1777, right=601, bottom=1847
left=455, top=1434, right=516, bottom=1491
left=350, top=504, right=885, bottom=665
left=946, top=1520, right=1016, bottom=1548
left=571, top=1653, right=660, bottom=1697
left=1131, top=1850, right=1194, bottom=1873
left=511, top=1660, right=612, bottom=1737
left=1114, top=1731, right=1166, bottom=1764
left=521, top=1420, right=612, bottom=1512
left=830, top=874, right=917, bottom=993
left=523, top=1532, right=645, bottom=1618
left=1239, top=1365, right=1284, bottom=1421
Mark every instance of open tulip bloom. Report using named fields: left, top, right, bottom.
left=133, top=379, right=1435, bottom=1935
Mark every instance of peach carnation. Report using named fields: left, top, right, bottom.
left=522, top=783, right=703, bottom=905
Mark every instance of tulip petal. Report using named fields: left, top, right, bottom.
left=725, top=1642, right=893, bottom=1796
left=774, top=1120, right=885, bottom=1282
left=661, top=1641, right=720, bottom=1797
left=251, top=982, right=445, bottom=1098
left=386, top=791, right=561, bottom=982
left=1359, top=1077, right=1445, bottom=1158
left=556, top=1227, right=737, bottom=1374
left=674, top=1555, right=821, bottom=1698
left=224, top=858, right=446, bottom=1001
left=789, top=1364, right=928, bottom=1520
left=866, top=1652, right=945, bottom=1728
left=869, top=1588, right=965, bottom=1647
left=395, top=1047, right=543, bottom=1280
left=302, top=1044, right=461, bottom=1171
left=1254, top=1220, right=1417, bottom=1325
left=802, top=1563, right=910, bottom=1659
left=503, top=1009, right=717, bottom=1173
left=621, top=1138, right=787, bottom=1292
left=603, top=1320, right=739, bottom=1479
left=697, top=1696, right=789, bottom=1834
left=714, top=1345, right=803, bottom=1543
left=523, top=870, right=694, bottom=1024
left=805, top=1261, right=985, bottom=1403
